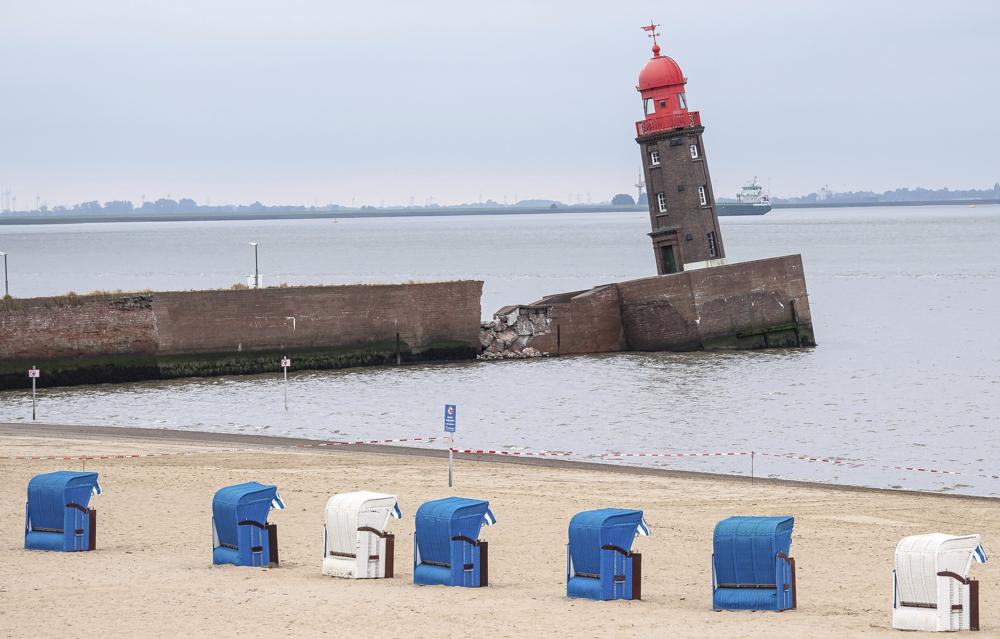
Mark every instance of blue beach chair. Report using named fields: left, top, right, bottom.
left=567, top=508, right=650, bottom=600
left=24, top=471, right=102, bottom=552
left=712, top=516, right=797, bottom=611
left=413, top=497, right=496, bottom=587
left=211, top=482, right=285, bottom=567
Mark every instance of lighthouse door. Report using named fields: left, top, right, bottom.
left=660, top=245, right=678, bottom=274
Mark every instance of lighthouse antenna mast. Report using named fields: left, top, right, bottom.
left=641, top=22, right=660, bottom=46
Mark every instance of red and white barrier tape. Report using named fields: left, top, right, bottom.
left=0, top=448, right=254, bottom=462
left=450, top=448, right=573, bottom=458
left=757, top=451, right=1000, bottom=481
left=4, top=438, right=998, bottom=483
left=294, top=436, right=441, bottom=449
left=603, top=451, right=750, bottom=459
left=0, top=435, right=442, bottom=462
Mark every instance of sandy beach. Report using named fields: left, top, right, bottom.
left=1, top=423, right=996, bottom=638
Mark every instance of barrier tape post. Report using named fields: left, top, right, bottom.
left=751, top=450, right=755, bottom=485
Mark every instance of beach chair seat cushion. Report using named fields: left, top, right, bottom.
left=567, top=574, right=604, bottom=599
left=713, top=586, right=781, bottom=610
left=413, top=562, right=454, bottom=586
left=322, top=555, right=357, bottom=578
left=212, top=546, right=242, bottom=566
left=24, top=530, right=68, bottom=552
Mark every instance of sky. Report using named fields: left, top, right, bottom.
left=0, top=0, right=998, bottom=208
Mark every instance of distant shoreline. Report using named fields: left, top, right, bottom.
left=0, top=198, right=996, bottom=226
left=772, top=198, right=1000, bottom=209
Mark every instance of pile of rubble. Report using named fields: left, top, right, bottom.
left=478, top=305, right=552, bottom=360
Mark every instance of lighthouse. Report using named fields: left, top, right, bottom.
left=636, top=24, right=725, bottom=275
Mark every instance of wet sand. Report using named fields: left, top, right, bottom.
left=0, top=424, right=996, bottom=638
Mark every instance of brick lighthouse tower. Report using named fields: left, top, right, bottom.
left=636, top=24, right=725, bottom=275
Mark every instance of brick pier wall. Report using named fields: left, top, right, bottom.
left=0, top=281, right=482, bottom=388
left=620, top=255, right=812, bottom=350
left=481, top=255, right=814, bottom=357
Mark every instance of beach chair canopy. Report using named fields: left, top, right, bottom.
left=415, top=497, right=495, bottom=565
left=325, top=491, right=401, bottom=554
left=212, top=482, right=285, bottom=549
left=568, top=508, right=649, bottom=576
left=26, top=471, right=101, bottom=531
left=714, top=516, right=793, bottom=584
left=895, top=533, right=987, bottom=606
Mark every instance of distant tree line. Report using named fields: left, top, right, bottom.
left=5, top=193, right=642, bottom=215
left=41, top=198, right=329, bottom=215
left=773, top=183, right=1000, bottom=205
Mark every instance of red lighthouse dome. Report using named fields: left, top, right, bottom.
left=638, top=45, right=685, bottom=91
left=635, top=25, right=700, bottom=136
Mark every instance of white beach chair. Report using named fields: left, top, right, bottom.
left=893, top=533, right=988, bottom=632
left=322, top=491, right=401, bottom=579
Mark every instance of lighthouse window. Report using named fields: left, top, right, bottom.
left=677, top=93, right=688, bottom=109
left=707, top=232, right=718, bottom=258
left=698, top=185, right=709, bottom=206
left=689, top=144, right=700, bottom=159
left=659, top=99, right=666, bottom=109
left=656, top=192, right=668, bottom=213
left=644, top=99, right=656, bottom=115
left=649, top=150, right=660, bottom=166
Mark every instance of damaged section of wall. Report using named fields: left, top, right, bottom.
left=481, top=255, right=814, bottom=358
left=526, top=285, right=626, bottom=356
left=479, top=305, right=551, bottom=359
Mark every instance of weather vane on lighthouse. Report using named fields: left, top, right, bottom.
left=641, top=21, right=661, bottom=56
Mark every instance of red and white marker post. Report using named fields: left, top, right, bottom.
left=28, top=366, right=40, bottom=420
left=280, top=357, right=291, bottom=411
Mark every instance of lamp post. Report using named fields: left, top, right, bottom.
left=248, top=242, right=259, bottom=289
left=0, top=252, right=7, bottom=297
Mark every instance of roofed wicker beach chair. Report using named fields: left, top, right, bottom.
left=323, top=491, right=402, bottom=579
left=413, top=497, right=495, bottom=587
left=566, top=508, right=650, bottom=601
left=24, top=471, right=102, bottom=552
left=893, top=533, right=988, bottom=632
left=712, top=516, right=797, bottom=611
left=211, top=482, right=285, bottom=567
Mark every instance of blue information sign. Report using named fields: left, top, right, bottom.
left=444, top=404, right=457, bottom=433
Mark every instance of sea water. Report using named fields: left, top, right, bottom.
left=1, top=206, right=997, bottom=495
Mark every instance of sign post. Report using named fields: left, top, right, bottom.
left=444, top=404, right=456, bottom=487
left=28, top=367, right=40, bottom=420
left=280, top=357, right=291, bottom=411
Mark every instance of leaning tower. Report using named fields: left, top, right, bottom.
left=635, top=25, right=726, bottom=275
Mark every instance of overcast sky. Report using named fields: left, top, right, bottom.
left=1, top=0, right=997, bottom=207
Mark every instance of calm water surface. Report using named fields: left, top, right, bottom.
left=1, top=206, right=998, bottom=495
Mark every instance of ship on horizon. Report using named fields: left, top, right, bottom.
left=718, top=177, right=771, bottom=216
